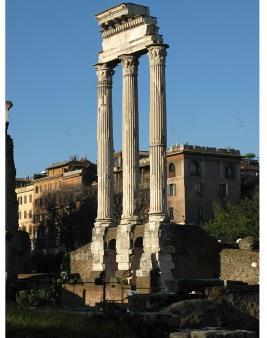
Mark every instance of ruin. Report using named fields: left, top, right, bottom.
left=90, top=3, right=175, bottom=290
left=61, top=4, right=259, bottom=308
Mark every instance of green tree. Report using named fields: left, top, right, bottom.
left=242, top=153, right=256, bottom=159
left=202, top=198, right=259, bottom=242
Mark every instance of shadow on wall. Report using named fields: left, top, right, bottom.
left=172, top=224, right=220, bottom=280
left=61, top=284, right=91, bottom=309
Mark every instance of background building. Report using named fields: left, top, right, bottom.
left=114, top=144, right=241, bottom=225
left=166, top=144, right=241, bottom=224
left=16, top=181, right=34, bottom=244
left=16, top=144, right=242, bottom=250
left=15, top=158, right=97, bottom=250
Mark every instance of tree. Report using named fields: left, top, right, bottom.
left=113, top=188, right=150, bottom=224
left=242, top=153, right=256, bottom=159
left=34, top=185, right=97, bottom=252
left=202, top=198, right=259, bottom=242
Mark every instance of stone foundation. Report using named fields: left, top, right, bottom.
left=62, top=224, right=221, bottom=306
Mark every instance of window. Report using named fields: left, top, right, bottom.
left=34, top=213, right=41, bottom=223
left=35, top=186, right=39, bottom=193
left=24, top=211, right=27, bottom=219
left=195, top=182, right=203, bottom=196
left=19, top=212, right=21, bottom=219
left=225, top=164, right=234, bottom=178
left=40, top=185, right=43, bottom=193
left=168, top=183, right=176, bottom=196
left=29, top=225, right=33, bottom=236
left=18, top=197, right=22, bottom=204
left=219, top=184, right=228, bottom=197
left=29, top=210, right=32, bottom=218
left=169, top=207, right=174, bottom=220
left=168, top=163, right=176, bottom=178
left=190, top=161, right=201, bottom=176
left=29, top=194, right=32, bottom=203
left=24, top=195, right=27, bottom=204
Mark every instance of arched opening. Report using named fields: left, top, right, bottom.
left=108, top=239, right=116, bottom=250
left=134, top=237, right=143, bottom=248
left=168, top=163, right=176, bottom=178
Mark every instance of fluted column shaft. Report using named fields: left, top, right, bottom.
left=148, top=44, right=168, bottom=220
left=95, top=63, right=114, bottom=225
left=120, top=55, right=139, bottom=222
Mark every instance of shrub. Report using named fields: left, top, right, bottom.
left=16, top=288, right=56, bottom=307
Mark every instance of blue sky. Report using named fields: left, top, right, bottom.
left=6, top=0, right=259, bottom=178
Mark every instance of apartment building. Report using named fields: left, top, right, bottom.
left=166, top=144, right=241, bottom=224
left=16, top=180, right=35, bottom=242
left=113, top=144, right=241, bottom=225
left=15, top=159, right=97, bottom=249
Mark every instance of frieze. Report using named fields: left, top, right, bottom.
left=103, top=17, right=146, bottom=38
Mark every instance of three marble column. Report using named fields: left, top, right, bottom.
left=92, top=44, right=169, bottom=272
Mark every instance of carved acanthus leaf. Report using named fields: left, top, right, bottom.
left=96, top=64, right=114, bottom=82
left=148, top=45, right=167, bottom=65
left=120, top=55, right=139, bottom=75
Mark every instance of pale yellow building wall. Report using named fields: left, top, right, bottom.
left=16, top=184, right=35, bottom=237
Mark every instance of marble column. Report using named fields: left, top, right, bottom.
left=136, top=44, right=175, bottom=289
left=116, top=54, right=139, bottom=271
left=92, top=63, right=114, bottom=271
left=121, top=54, right=140, bottom=223
left=148, top=44, right=168, bottom=222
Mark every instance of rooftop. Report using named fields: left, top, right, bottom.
left=167, top=144, right=240, bottom=156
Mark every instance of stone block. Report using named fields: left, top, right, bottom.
left=190, top=330, right=218, bottom=338
left=169, top=332, right=190, bottom=338
left=238, top=237, right=258, bottom=251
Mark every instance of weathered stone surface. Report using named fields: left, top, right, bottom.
left=6, top=101, right=31, bottom=277
left=164, top=297, right=258, bottom=332
left=238, top=237, right=259, bottom=251
left=219, top=249, right=259, bottom=285
left=170, top=332, right=190, bottom=338
left=96, top=4, right=163, bottom=63
left=170, top=329, right=257, bottom=338
left=62, top=243, right=93, bottom=280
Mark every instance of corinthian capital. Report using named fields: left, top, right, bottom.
left=147, top=44, right=168, bottom=66
left=120, top=55, right=139, bottom=76
left=96, top=63, right=114, bottom=83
